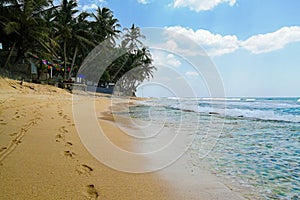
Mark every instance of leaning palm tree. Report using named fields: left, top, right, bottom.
left=67, top=11, right=96, bottom=79
left=111, top=46, right=156, bottom=96
left=108, top=24, right=150, bottom=84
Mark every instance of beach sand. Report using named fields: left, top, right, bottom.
left=0, top=78, right=246, bottom=199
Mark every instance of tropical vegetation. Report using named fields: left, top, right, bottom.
left=0, top=0, right=156, bottom=95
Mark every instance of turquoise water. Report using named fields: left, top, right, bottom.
left=202, top=118, right=300, bottom=199
left=129, top=97, right=300, bottom=199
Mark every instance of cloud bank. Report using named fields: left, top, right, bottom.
left=163, top=26, right=300, bottom=57
left=241, top=26, right=300, bottom=54
left=165, top=26, right=239, bottom=56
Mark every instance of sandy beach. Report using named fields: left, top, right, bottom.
left=0, top=77, right=246, bottom=199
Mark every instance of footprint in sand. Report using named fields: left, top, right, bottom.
left=9, top=132, right=18, bottom=136
left=62, top=115, right=72, bottom=124
left=0, top=147, right=7, bottom=153
left=12, top=139, right=21, bottom=144
left=30, top=117, right=40, bottom=124
left=55, top=134, right=64, bottom=142
left=12, top=111, right=21, bottom=120
left=20, top=127, right=27, bottom=134
left=58, top=111, right=63, bottom=116
left=76, top=164, right=93, bottom=175
left=65, top=141, right=73, bottom=146
left=59, top=126, right=69, bottom=133
left=83, top=184, right=99, bottom=200
left=64, top=150, right=76, bottom=158
left=12, top=115, right=21, bottom=120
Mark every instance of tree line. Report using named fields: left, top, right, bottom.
left=0, top=0, right=156, bottom=95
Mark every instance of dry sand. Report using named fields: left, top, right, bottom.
left=0, top=77, right=247, bottom=199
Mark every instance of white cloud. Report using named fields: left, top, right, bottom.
left=82, top=3, right=98, bottom=11
left=241, top=26, right=300, bottom=54
left=159, top=26, right=300, bottom=57
left=137, top=0, right=150, bottom=4
left=172, top=0, right=236, bottom=12
left=164, top=26, right=240, bottom=56
left=166, top=54, right=182, bottom=67
left=186, top=71, right=199, bottom=76
left=152, top=51, right=182, bottom=67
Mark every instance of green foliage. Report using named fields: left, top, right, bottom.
left=0, top=0, right=156, bottom=96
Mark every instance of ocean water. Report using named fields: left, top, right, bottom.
left=128, top=97, right=300, bottom=199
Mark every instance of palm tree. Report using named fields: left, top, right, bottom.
left=111, top=24, right=149, bottom=83
left=0, top=0, right=57, bottom=69
left=91, top=6, right=121, bottom=45
left=52, top=3, right=118, bottom=80
left=1, top=0, right=155, bottom=93
left=52, top=0, right=78, bottom=79
left=110, top=46, right=156, bottom=96
left=67, top=11, right=96, bottom=79
left=123, top=48, right=155, bottom=95
left=122, top=24, right=146, bottom=52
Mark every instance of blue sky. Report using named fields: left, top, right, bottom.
left=77, top=0, right=300, bottom=97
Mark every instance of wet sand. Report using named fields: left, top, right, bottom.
left=0, top=77, right=246, bottom=199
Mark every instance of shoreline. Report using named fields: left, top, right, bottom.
left=0, top=78, right=246, bottom=199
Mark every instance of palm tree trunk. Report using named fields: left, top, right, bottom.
left=111, top=63, right=125, bottom=81
left=63, top=40, right=67, bottom=80
left=1, top=42, right=16, bottom=69
left=68, top=45, right=78, bottom=80
left=111, top=55, right=128, bottom=81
